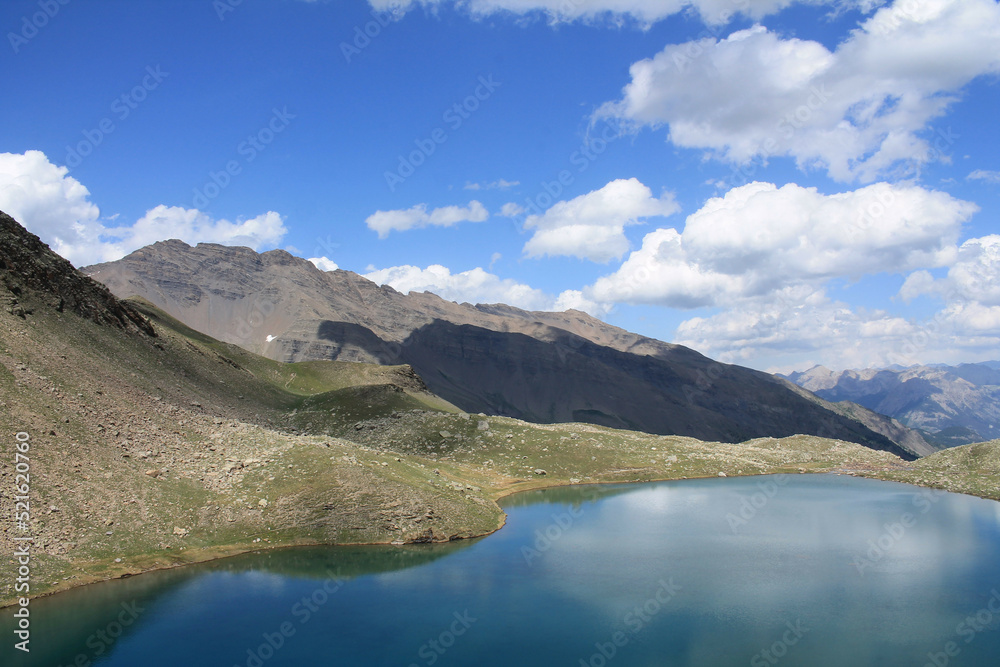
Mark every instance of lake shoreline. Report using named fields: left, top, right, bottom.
left=5, top=466, right=997, bottom=609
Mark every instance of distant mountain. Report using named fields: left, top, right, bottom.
left=84, top=240, right=926, bottom=458
left=784, top=363, right=1000, bottom=446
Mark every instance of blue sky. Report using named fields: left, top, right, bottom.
left=2, top=0, right=999, bottom=372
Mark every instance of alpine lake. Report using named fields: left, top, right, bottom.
left=6, top=474, right=1000, bottom=667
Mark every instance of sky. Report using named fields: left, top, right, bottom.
left=1, top=0, right=999, bottom=373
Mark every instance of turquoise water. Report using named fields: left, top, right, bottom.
left=5, top=474, right=1000, bottom=666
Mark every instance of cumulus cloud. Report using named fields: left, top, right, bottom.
left=675, top=281, right=1000, bottom=371
left=363, top=263, right=607, bottom=316
left=631, top=181, right=995, bottom=370
left=367, top=0, right=859, bottom=26
left=523, top=178, right=679, bottom=263
left=0, top=150, right=287, bottom=266
left=308, top=256, right=340, bottom=272
left=900, top=235, right=1000, bottom=306
left=587, top=181, right=975, bottom=307
left=673, top=286, right=906, bottom=367
left=597, top=0, right=1000, bottom=182
left=500, top=202, right=525, bottom=217
left=365, top=200, right=488, bottom=238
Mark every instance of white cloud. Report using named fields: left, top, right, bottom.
left=465, top=179, right=519, bottom=190
left=968, top=169, right=1000, bottom=184
left=523, top=178, right=679, bottom=263
left=363, top=263, right=608, bottom=316
left=308, top=256, right=340, bottom=272
left=125, top=206, right=286, bottom=254
left=597, top=0, right=1000, bottom=182
left=587, top=181, right=975, bottom=307
left=365, top=200, right=488, bottom=238
left=900, top=235, right=1000, bottom=306
left=500, top=202, right=525, bottom=217
left=673, top=286, right=927, bottom=370
left=368, top=0, right=862, bottom=26
left=676, top=282, right=1000, bottom=371
left=0, top=150, right=287, bottom=266
left=647, top=183, right=997, bottom=371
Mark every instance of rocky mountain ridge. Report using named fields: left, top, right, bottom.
left=784, top=363, right=1000, bottom=446
left=84, top=239, right=926, bottom=458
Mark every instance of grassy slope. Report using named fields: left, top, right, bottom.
left=863, top=439, right=1000, bottom=500
left=1, top=298, right=997, bottom=607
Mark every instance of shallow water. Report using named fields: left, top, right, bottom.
left=5, top=474, right=1000, bottom=666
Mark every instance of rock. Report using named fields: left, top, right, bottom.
left=533, top=469, right=547, bottom=476
left=477, top=421, right=490, bottom=431
left=718, top=472, right=727, bottom=477
left=439, top=431, right=452, bottom=438
left=145, top=469, right=162, bottom=477
left=173, top=526, right=188, bottom=536
left=258, top=498, right=268, bottom=508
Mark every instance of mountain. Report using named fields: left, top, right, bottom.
left=83, top=239, right=923, bottom=458
left=2, top=209, right=934, bottom=607
left=785, top=363, right=1000, bottom=446
left=1, top=210, right=153, bottom=335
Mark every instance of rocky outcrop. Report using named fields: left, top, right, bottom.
left=0, top=210, right=153, bottom=335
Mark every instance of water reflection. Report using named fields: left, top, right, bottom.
left=3, top=475, right=999, bottom=667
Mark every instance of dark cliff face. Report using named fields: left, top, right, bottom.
left=392, top=321, right=908, bottom=455
left=0, top=210, right=153, bottom=335
left=83, top=239, right=917, bottom=459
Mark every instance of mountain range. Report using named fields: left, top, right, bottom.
left=785, top=364, right=1000, bottom=447
left=10, top=207, right=982, bottom=608
left=83, top=239, right=930, bottom=458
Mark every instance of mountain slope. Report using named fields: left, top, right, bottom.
left=84, top=240, right=920, bottom=458
left=785, top=364, right=1000, bottom=446
left=2, top=210, right=929, bottom=606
